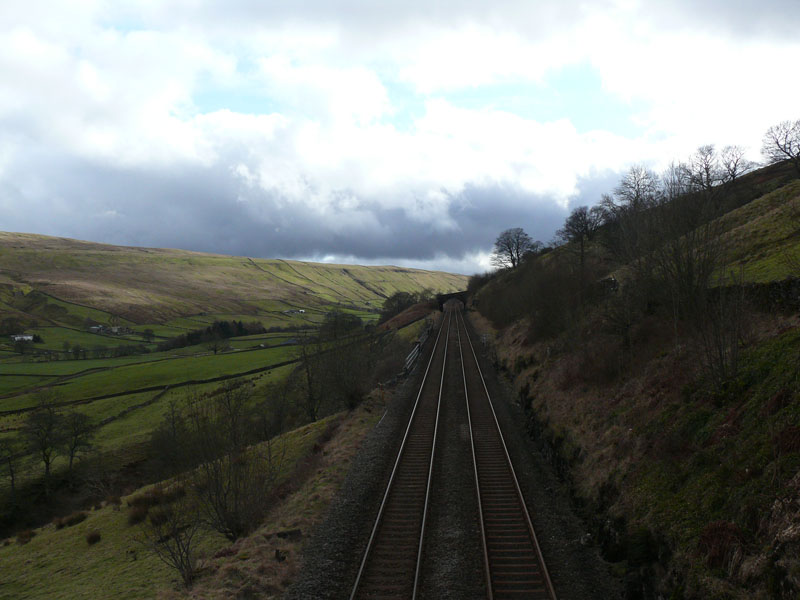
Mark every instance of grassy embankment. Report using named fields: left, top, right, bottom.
left=0, top=412, right=345, bottom=600
left=473, top=171, right=800, bottom=598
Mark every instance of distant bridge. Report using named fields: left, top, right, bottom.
left=436, top=290, right=468, bottom=310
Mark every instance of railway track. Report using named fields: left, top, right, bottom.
left=350, top=306, right=556, bottom=599
left=350, top=310, right=452, bottom=599
left=457, top=310, right=556, bottom=600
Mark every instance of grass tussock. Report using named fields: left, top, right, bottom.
left=127, top=505, right=149, bottom=526
left=479, top=307, right=800, bottom=598
left=16, top=529, right=36, bottom=545
left=86, top=530, right=101, bottom=545
left=54, top=511, right=87, bottom=530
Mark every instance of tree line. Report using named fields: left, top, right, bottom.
left=0, top=390, right=94, bottom=502
left=156, top=319, right=267, bottom=353
left=379, top=290, right=436, bottom=323
left=477, top=117, right=800, bottom=388
left=137, top=307, right=412, bottom=585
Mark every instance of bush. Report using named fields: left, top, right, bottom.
left=697, top=521, right=744, bottom=571
left=54, top=511, right=88, bottom=530
left=148, top=508, right=170, bottom=527
left=128, top=487, right=165, bottom=509
left=86, top=531, right=101, bottom=545
left=127, top=505, right=149, bottom=525
left=162, top=485, right=186, bottom=504
left=63, top=512, right=87, bottom=527
left=16, top=530, right=36, bottom=545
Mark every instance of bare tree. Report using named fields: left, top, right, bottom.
left=683, top=144, right=756, bottom=210
left=686, top=145, right=724, bottom=193
left=491, top=227, right=534, bottom=269
left=150, top=398, right=192, bottom=477
left=556, top=206, right=603, bottom=269
left=697, top=276, right=748, bottom=390
left=320, top=310, right=363, bottom=341
left=137, top=490, right=203, bottom=588
left=193, top=441, right=284, bottom=541
left=0, top=436, right=20, bottom=501
left=23, top=392, right=65, bottom=491
left=610, top=165, right=661, bottom=213
left=761, top=119, right=800, bottom=175
left=721, top=145, right=757, bottom=184
left=63, top=411, right=94, bottom=475
left=296, top=333, right=324, bottom=422
left=185, top=385, right=285, bottom=541
left=599, top=167, right=664, bottom=306
left=204, top=333, right=230, bottom=355
left=556, top=205, right=604, bottom=306
left=323, top=337, right=373, bottom=410
left=255, top=381, right=293, bottom=440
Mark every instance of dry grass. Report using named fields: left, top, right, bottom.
left=0, top=232, right=466, bottom=323
left=378, top=301, right=436, bottom=331
left=178, top=389, right=388, bottom=599
left=481, top=302, right=800, bottom=598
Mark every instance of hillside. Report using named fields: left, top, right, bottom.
left=0, top=232, right=466, bottom=323
left=0, top=232, right=456, bottom=570
left=471, top=166, right=800, bottom=599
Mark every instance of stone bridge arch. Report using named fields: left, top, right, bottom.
left=436, top=290, right=468, bottom=310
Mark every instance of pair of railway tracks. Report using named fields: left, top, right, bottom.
left=350, top=307, right=557, bottom=599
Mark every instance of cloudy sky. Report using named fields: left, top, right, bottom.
left=1, top=1, right=798, bottom=274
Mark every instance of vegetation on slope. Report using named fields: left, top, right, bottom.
left=0, top=413, right=342, bottom=599
left=0, top=234, right=451, bottom=573
left=470, top=154, right=800, bottom=598
left=0, top=232, right=465, bottom=323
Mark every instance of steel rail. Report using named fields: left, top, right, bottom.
left=349, top=309, right=451, bottom=599
left=457, top=315, right=494, bottom=600
left=457, top=309, right=557, bottom=600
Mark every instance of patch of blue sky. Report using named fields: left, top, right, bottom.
left=192, top=88, right=279, bottom=116
left=96, top=13, right=148, bottom=34
left=192, top=60, right=278, bottom=116
left=382, top=81, right=428, bottom=130
left=433, top=63, right=648, bottom=138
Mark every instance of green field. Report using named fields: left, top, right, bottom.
left=0, top=414, right=337, bottom=600
left=0, top=230, right=458, bottom=592
left=1, top=346, right=297, bottom=413
left=26, top=326, right=149, bottom=351
left=715, top=179, right=800, bottom=282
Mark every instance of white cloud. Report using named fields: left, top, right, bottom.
left=0, top=1, right=798, bottom=271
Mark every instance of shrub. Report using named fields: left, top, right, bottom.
left=148, top=508, right=170, bottom=527
left=54, top=512, right=87, bottom=530
left=128, top=487, right=164, bottom=509
left=105, top=495, right=121, bottom=506
left=16, top=530, right=35, bottom=545
left=127, top=505, right=149, bottom=525
left=697, top=521, right=744, bottom=571
left=775, top=425, right=800, bottom=453
left=63, top=512, right=87, bottom=527
left=86, top=531, right=101, bottom=545
left=162, top=485, right=186, bottom=504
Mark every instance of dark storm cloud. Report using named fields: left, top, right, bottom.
left=650, top=0, right=800, bottom=39
left=135, top=0, right=799, bottom=40
left=0, top=152, right=592, bottom=272
left=4, top=1, right=792, bottom=275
